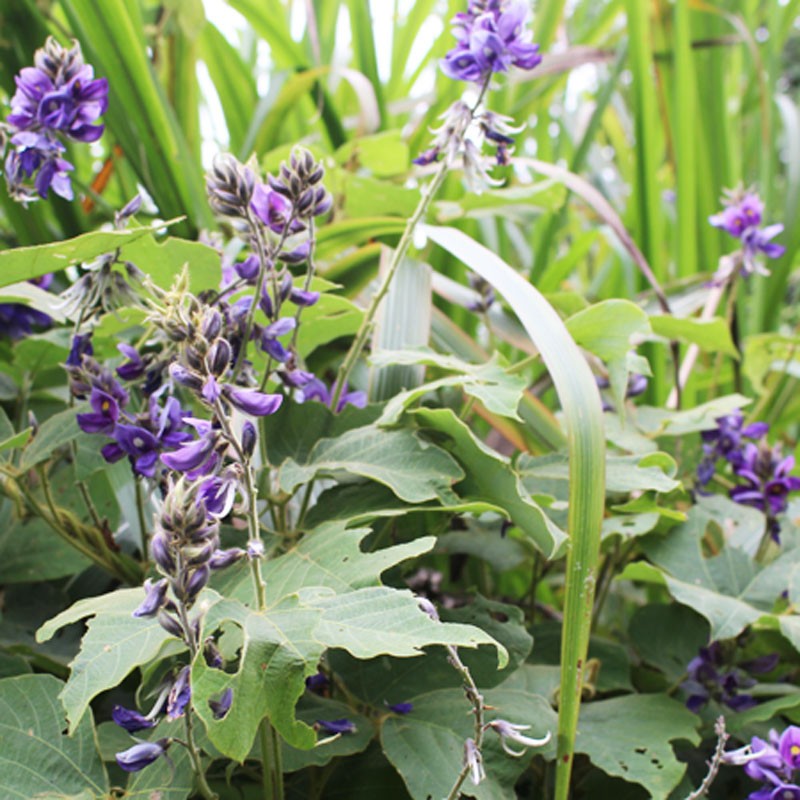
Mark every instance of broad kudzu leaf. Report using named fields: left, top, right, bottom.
left=0, top=674, right=109, bottom=799
left=262, top=522, right=435, bottom=603
left=19, top=403, right=88, bottom=471
left=0, top=502, right=91, bottom=583
left=635, top=393, right=751, bottom=437
left=412, top=407, right=567, bottom=558
left=381, top=675, right=556, bottom=800
left=37, top=588, right=188, bottom=732
left=520, top=451, right=680, bottom=495
left=620, top=505, right=800, bottom=643
left=649, top=314, right=738, bottom=356
left=277, top=425, right=464, bottom=504
left=303, top=481, right=499, bottom=530
left=574, top=694, right=699, bottom=797
left=0, top=224, right=159, bottom=287
left=567, top=299, right=652, bottom=413
left=373, top=349, right=527, bottom=423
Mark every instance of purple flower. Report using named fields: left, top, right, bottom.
left=0, top=299, right=52, bottom=339
left=681, top=640, right=775, bottom=713
left=289, top=287, right=320, bottom=307
left=305, top=671, right=329, bottom=694
left=132, top=578, right=168, bottom=618
left=261, top=317, right=295, bottom=362
left=413, top=147, right=441, bottom=166
left=114, top=424, right=162, bottom=477
left=209, top=688, right=233, bottom=720
left=5, top=130, right=75, bottom=200
left=710, top=189, right=785, bottom=278
left=76, top=387, right=121, bottom=435
left=723, top=730, right=800, bottom=798
left=115, top=739, right=170, bottom=772
left=116, top=344, right=145, bottom=381
left=315, top=718, right=356, bottom=735
left=780, top=727, right=800, bottom=771
left=208, top=547, right=245, bottom=570
left=250, top=182, right=304, bottom=235
left=166, top=666, right=191, bottom=720
left=730, top=442, right=800, bottom=536
left=161, top=424, right=218, bottom=473
left=440, top=0, right=542, bottom=84
left=66, top=333, right=93, bottom=367
left=111, top=705, right=157, bottom=733
left=301, top=378, right=366, bottom=413
left=386, top=701, right=413, bottom=715
left=697, top=412, right=769, bottom=488
left=223, top=385, right=283, bottom=417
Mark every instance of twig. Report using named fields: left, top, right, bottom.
left=683, top=717, right=729, bottom=800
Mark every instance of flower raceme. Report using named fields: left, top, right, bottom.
left=710, top=188, right=785, bottom=278
left=3, top=37, right=107, bottom=202
left=441, top=0, right=542, bottom=83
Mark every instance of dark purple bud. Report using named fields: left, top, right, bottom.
left=202, top=309, right=223, bottom=342
left=133, top=578, right=168, bottom=618
left=209, top=687, right=233, bottom=720
left=413, top=147, right=441, bottom=166
left=157, top=610, right=184, bottom=638
left=208, top=548, right=245, bottom=570
left=235, top=254, right=260, bottom=281
left=241, top=421, right=257, bottom=457
left=117, top=193, right=142, bottom=222
left=223, top=386, right=283, bottom=417
left=169, top=362, right=203, bottom=391
left=116, top=344, right=145, bottom=381
left=175, top=565, right=210, bottom=603
left=387, top=701, right=413, bottom=715
left=315, top=718, right=356, bottom=735
left=115, top=739, right=170, bottom=772
left=305, top=671, right=329, bottom=694
left=66, top=333, right=93, bottom=367
left=289, top=287, right=320, bottom=307
left=151, top=531, right=175, bottom=573
left=166, top=666, right=191, bottom=720
left=112, top=705, right=157, bottom=733
left=206, top=339, right=232, bottom=376
left=259, top=286, right=274, bottom=318
left=204, top=637, right=224, bottom=669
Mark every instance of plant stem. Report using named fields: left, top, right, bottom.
left=331, top=76, right=492, bottom=411
left=184, top=704, right=218, bottom=800
left=443, top=645, right=486, bottom=800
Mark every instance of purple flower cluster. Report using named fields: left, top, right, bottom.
left=710, top=189, right=785, bottom=278
left=696, top=413, right=800, bottom=541
left=723, top=726, right=800, bottom=799
left=441, top=0, right=542, bottom=84
left=70, top=337, right=192, bottom=479
left=682, top=640, right=778, bottom=713
left=3, top=37, right=107, bottom=202
left=0, top=274, right=52, bottom=340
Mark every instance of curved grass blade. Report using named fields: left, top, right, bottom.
left=420, top=224, right=605, bottom=799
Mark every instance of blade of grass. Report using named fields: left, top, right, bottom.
left=420, top=224, right=605, bottom=799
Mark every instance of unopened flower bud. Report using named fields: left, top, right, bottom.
left=157, top=609, right=184, bottom=638
left=241, top=421, right=257, bottom=457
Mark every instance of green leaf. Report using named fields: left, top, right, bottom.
left=575, top=694, right=699, bottom=797
left=567, top=299, right=652, bottom=412
left=20, top=404, right=88, bottom=471
left=36, top=588, right=184, bottom=732
left=520, top=451, right=680, bottom=495
left=635, top=394, right=752, bottom=437
left=119, top=233, right=221, bottom=292
left=0, top=225, right=159, bottom=287
left=373, top=349, right=527, bottom=423
left=0, top=427, right=32, bottom=455
left=743, top=332, right=800, bottom=392
left=276, top=425, right=464, bottom=504
left=0, top=674, right=109, bottom=799
left=0, top=503, right=91, bottom=583
left=381, top=677, right=556, bottom=800
left=334, top=132, right=411, bottom=178
left=412, top=407, right=567, bottom=558
left=650, top=315, right=738, bottom=356
left=627, top=506, right=800, bottom=642
left=261, top=522, right=434, bottom=604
